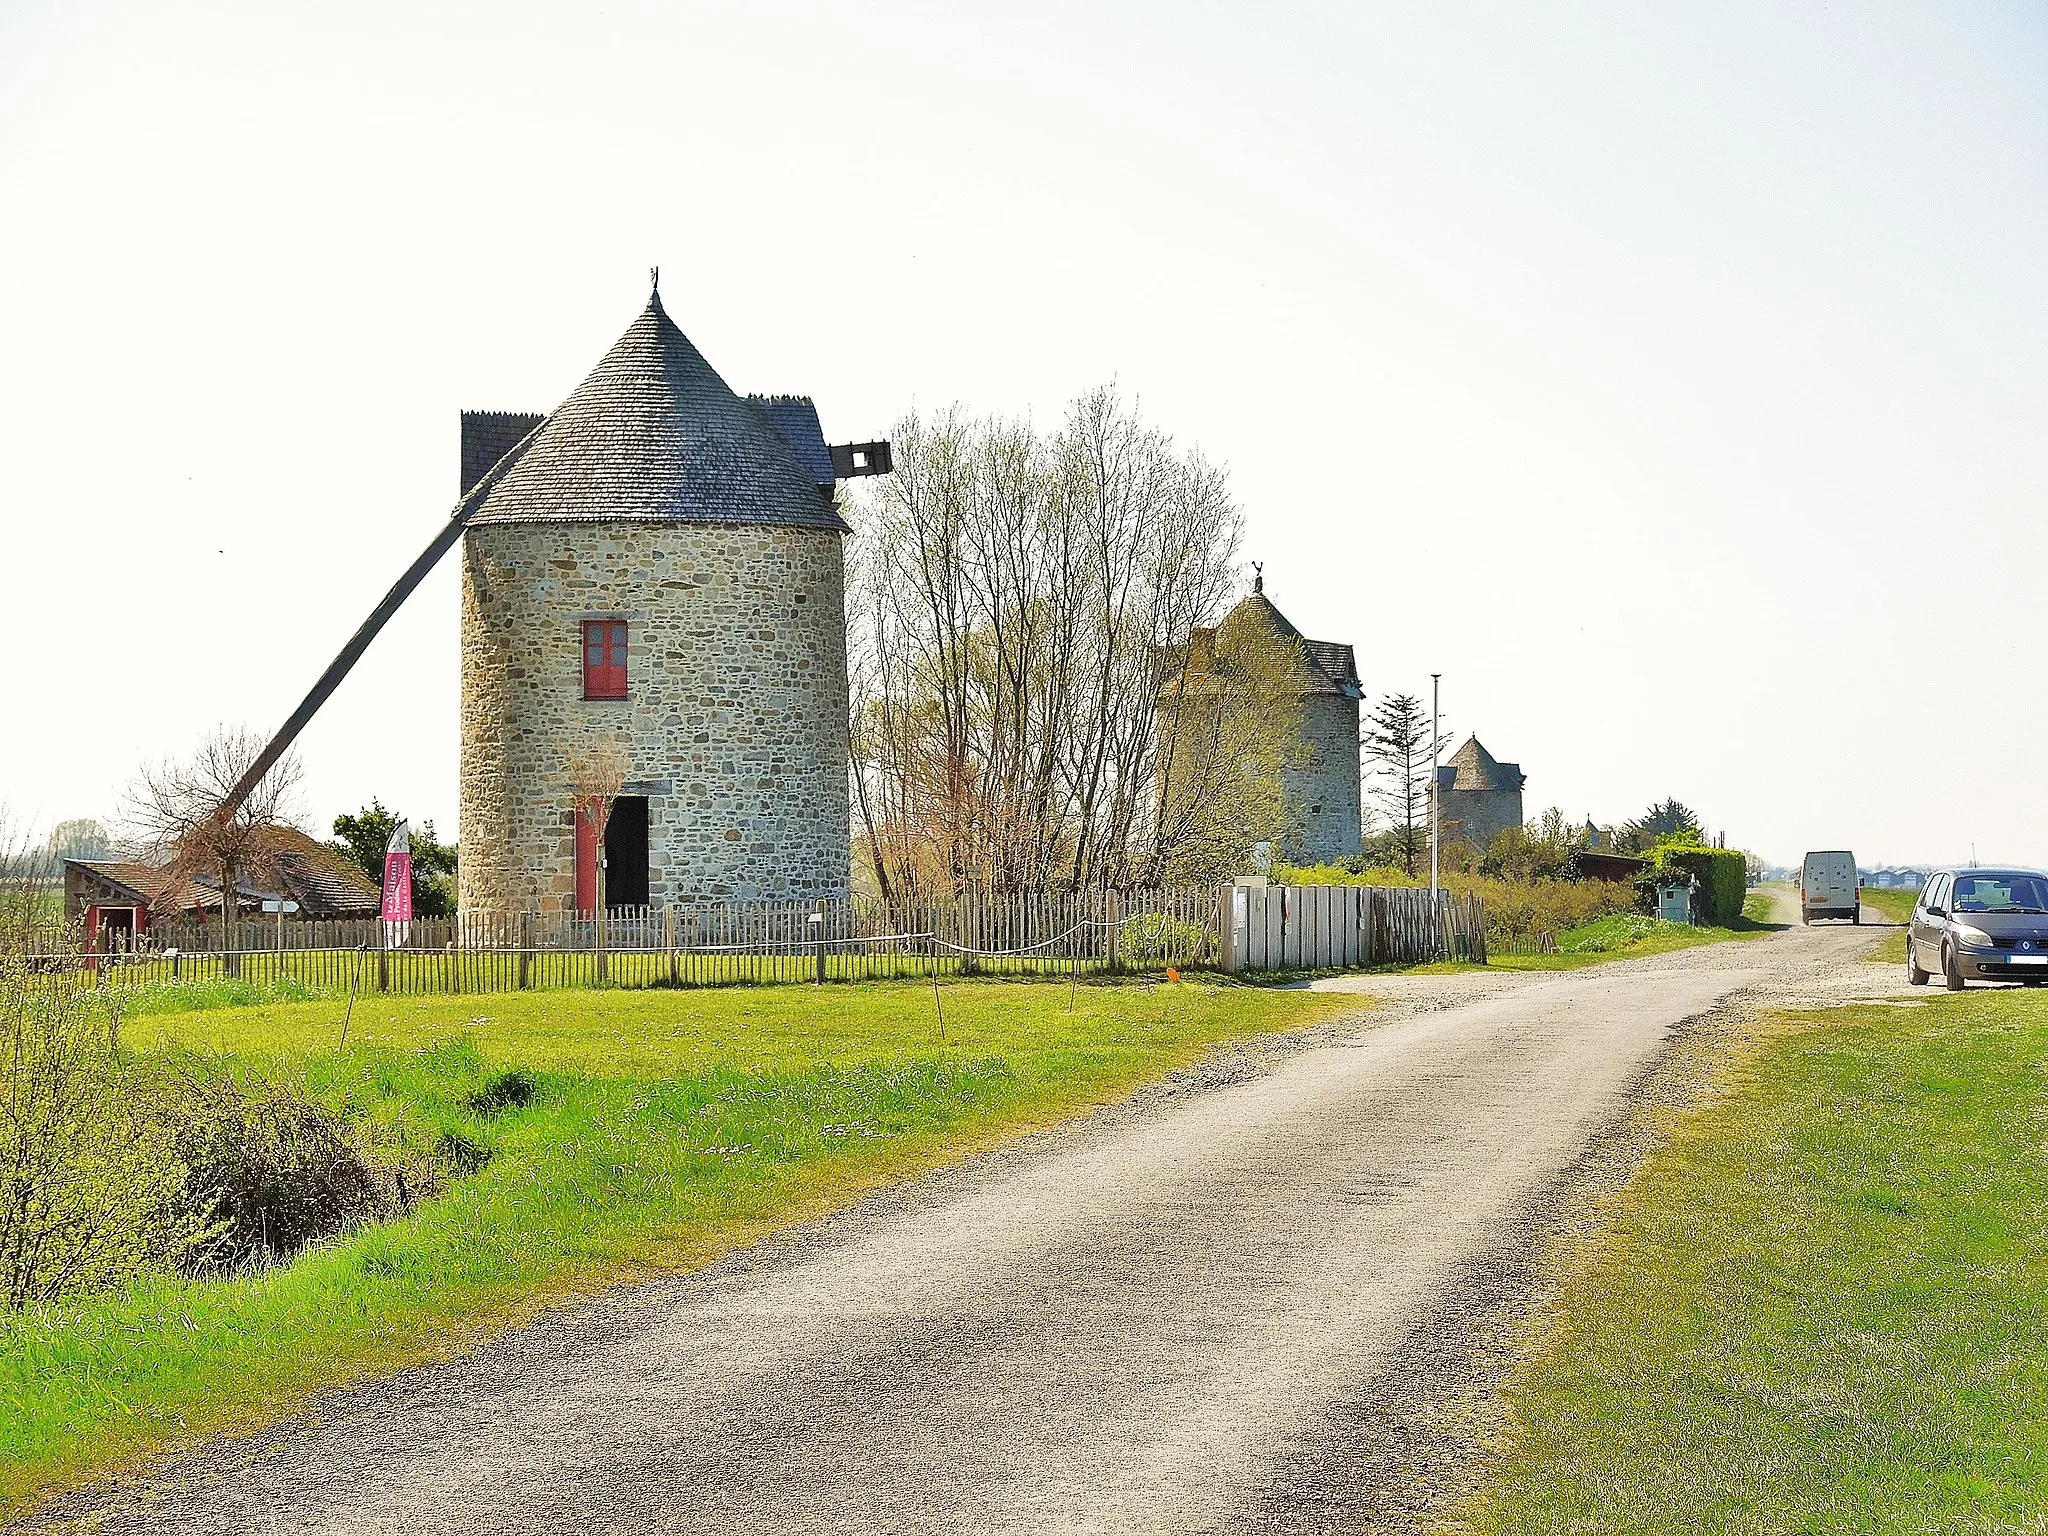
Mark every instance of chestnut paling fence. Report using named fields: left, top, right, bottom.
left=40, top=884, right=1489, bottom=995
left=1219, top=883, right=1488, bottom=971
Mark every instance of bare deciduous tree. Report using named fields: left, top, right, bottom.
left=125, top=727, right=303, bottom=961
left=848, top=387, right=1261, bottom=897
left=567, top=740, right=632, bottom=978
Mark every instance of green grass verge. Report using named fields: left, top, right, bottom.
left=1859, top=886, right=1916, bottom=964
left=1859, top=887, right=1918, bottom=924
left=1457, top=987, right=2048, bottom=1534
left=2, top=978, right=1355, bottom=1513
left=1421, top=898, right=1780, bottom=976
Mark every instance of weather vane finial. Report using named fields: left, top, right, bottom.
left=650, top=266, right=660, bottom=297
left=1252, top=561, right=1264, bottom=593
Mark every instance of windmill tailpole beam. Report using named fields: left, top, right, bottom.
left=215, top=423, right=547, bottom=824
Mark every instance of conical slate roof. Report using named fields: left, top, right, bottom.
left=468, top=293, right=847, bottom=532
left=1441, top=736, right=1525, bottom=791
left=1209, top=582, right=1362, bottom=699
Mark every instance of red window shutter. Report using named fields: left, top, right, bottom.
left=583, top=620, right=627, bottom=700
left=574, top=805, right=597, bottom=914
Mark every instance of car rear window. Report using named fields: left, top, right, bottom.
left=1951, top=874, right=2048, bottom=914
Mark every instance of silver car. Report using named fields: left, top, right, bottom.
left=1907, top=867, right=2048, bottom=990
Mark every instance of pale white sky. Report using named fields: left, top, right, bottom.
left=2, top=1, right=2043, bottom=870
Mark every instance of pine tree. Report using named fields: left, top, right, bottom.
left=1619, top=797, right=1704, bottom=853
left=1362, top=694, right=1448, bottom=877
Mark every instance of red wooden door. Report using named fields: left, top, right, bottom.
left=574, top=806, right=597, bottom=914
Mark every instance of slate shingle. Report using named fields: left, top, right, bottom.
left=745, top=395, right=836, bottom=489
left=469, top=295, right=848, bottom=532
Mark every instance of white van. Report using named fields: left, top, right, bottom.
left=1801, top=850, right=1860, bottom=924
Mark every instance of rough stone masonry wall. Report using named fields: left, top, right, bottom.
left=1440, top=787, right=1524, bottom=855
left=1285, top=693, right=1364, bottom=865
left=459, top=521, right=850, bottom=916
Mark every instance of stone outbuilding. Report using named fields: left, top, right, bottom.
left=457, top=288, right=869, bottom=916
left=1167, top=575, right=1364, bottom=865
left=1435, top=736, right=1526, bottom=853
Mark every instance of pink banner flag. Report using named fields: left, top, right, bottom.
left=382, top=820, right=413, bottom=923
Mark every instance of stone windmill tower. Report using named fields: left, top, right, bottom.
left=1165, top=572, right=1365, bottom=865
left=456, top=286, right=884, bottom=916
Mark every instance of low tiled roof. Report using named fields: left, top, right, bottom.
left=67, top=860, right=168, bottom=907
left=245, top=827, right=381, bottom=916
left=468, top=294, right=847, bottom=533
left=68, top=828, right=380, bottom=918
left=1438, top=736, right=1525, bottom=792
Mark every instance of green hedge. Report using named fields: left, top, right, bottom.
left=1644, top=844, right=1748, bottom=925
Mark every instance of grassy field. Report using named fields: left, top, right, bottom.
left=1458, top=985, right=2048, bottom=1534
left=1859, top=886, right=1918, bottom=923
left=1860, top=885, right=1916, bottom=963
left=1, top=977, right=1355, bottom=1513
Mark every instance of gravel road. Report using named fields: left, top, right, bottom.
left=32, top=914, right=1903, bottom=1535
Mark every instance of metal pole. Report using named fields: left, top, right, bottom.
left=1430, top=673, right=1441, bottom=899
left=1430, top=672, right=1441, bottom=958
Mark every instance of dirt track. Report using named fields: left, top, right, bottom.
left=32, top=914, right=1903, bottom=1534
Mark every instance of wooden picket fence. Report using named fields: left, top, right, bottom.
left=1219, top=882, right=1487, bottom=970
left=38, top=882, right=1488, bottom=995
left=47, top=890, right=1218, bottom=995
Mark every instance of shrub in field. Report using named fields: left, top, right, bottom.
left=1643, top=844, right=1749, bottom=925
left=1281, top=862, right=1418, bottom=887
left=1469, top=878, right=1638, bottom=945
left=1114, top=913, right=1211, bottom=968
left=169, top=1072, right=429, bottom=1273
left=1477, top=809, right=1580, bottom=883
left=1277, top=865, right=1639, bottom=946
left=0, top=962, right=204, bottom=1307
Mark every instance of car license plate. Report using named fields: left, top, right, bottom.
left=2007, top=955, right=2048, bottom=966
